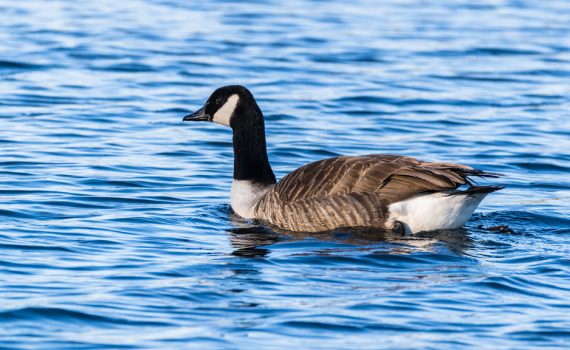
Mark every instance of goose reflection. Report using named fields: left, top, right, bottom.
left=227, top=214, right=472, bottom=258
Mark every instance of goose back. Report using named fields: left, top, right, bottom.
left=253, top=154, right=497, bottom=232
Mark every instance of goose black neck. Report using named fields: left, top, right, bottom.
left=232, top=103, right=276, bottom=184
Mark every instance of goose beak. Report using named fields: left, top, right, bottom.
left=183, top=106, right=210, bottom=122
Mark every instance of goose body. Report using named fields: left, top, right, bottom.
left=183, top=85, right=502, bottom=234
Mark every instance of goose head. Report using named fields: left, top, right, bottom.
left=183, top=85, right=260, bottom=128
left=182, top=85, right=276, bottom=184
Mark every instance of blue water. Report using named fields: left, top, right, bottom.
left=1, top=0, right=570, bottom=348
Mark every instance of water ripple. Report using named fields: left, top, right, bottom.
left=1, top=0, right=569, bottom=348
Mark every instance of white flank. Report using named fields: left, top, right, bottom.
left=212, top=94, right=239, bottom=126
left=387, top=191, right=490, bottom=234
left=230, top=180, right=272, bottom=219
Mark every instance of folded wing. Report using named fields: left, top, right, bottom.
left=271, top=154, right=497, bottom=204
left=254, top=154, right=499, bottom=232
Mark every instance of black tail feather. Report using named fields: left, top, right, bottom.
left=460, top=185, right=504, bottom=195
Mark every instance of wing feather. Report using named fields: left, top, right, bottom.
left=268, top=154, right=495, bottom=205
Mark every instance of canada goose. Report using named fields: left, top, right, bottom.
left=182, top=85, right=502, bottom=234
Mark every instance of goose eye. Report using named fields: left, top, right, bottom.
left=215, top=98, right=224, bottom=105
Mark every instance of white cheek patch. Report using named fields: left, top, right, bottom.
left=212, top=94, right=239, bottom=126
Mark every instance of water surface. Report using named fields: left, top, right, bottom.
left=1, top=0, right=570, bottom=348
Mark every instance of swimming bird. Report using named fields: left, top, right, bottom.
left=182, top=85, right=502, bottom=234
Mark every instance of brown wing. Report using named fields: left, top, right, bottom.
left=270, top=154, right=496, bottom=205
